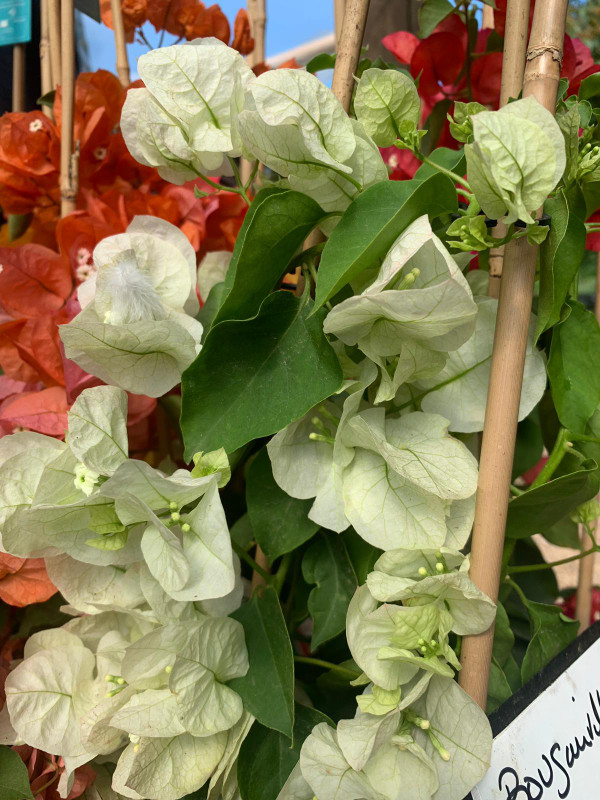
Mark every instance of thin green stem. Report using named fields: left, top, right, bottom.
left=509, top=484, right=525, bottom=496
left=273, top=552, right=292, bottom=594
left=195, top=168, right=251, bottom=206
left=294, top=656, right=361, bottom=680
left=529, top=428, right=572, bottom=489
left=227, top=156, right=251, bottom=205
left=243, top=160, right=259, bottom=192
left=505, top=576, right=529, bottom=605
left=507, top=546, right=599, bottom=575
left=419, top=155, right=472, bottom=192
left=231, top=540, right=273, bottom=584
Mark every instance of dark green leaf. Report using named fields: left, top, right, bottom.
left=414, top=147, right=466, bottom=181
left=197, top=281, right=225, bottom=340
left=302, top=533, right=357, bottom=648
left=536, top=190, right=586, bottom=340
left=520, top=600, right=579, bottom=684
left=506, top=461, right=600, bottom=538
left=181, top=292, right=342, bottom=457
left=306, top=53, right=336, bottom=73
left=421, top=99, right=452, bottom=154
left=213, top=189, right=324, bottom=327
left=419, top=0, right=454, bottom=37
left=343, top=529, right=381, bottom=584
left=37, top=89, right=56, bottom=108
left=229, top=586, right=295, bottom=738
left=578, top=73, right=600, bottom=104
left=582, top=179, right=600, bottom=217
left=246, top=448, right=319, bottom=560
left=8, top=214, right=32, bottom=242
left=0, top=747, right=34, bottom=800
left=492, top=602, right=515, bottom=666
left=230, top=513, right=254, bottom=550
left=313, top=174, right=457, bottom=310
left=487, top=659, right=513, bottom=714
left=237, top=704, right=332, bottom=800
left=512, top=414, right=544, bottom=481
left=548, top=300, right=600, bottom=433
left=542, top=516, right=581, bottom=549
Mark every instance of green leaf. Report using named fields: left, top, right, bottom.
left=230, top=513, right=255, bottom=550
left=237, top=704, right=332, bottom=800
left=536, top=190, right=586, bottom=340
left=512, top=415, right=544, bottom=481
left=578, top=72, right=600, bottom=104
left=414, top=147, right=466, bottom=181
left=487, top=659, right=513, bottom=714
left=181, top=291, right=343, bottom=457
left=229, top=586, right=295, bottom=738
left=542, top=516, right=581, bottom=549
left=548, top=300, right=600, bottom=433
left=7, top=213, right=32, bottom=242
left=354, top=68, right=420, bottom=147
left=0, top=747, right=34, bottom=800
left=492, top=602, right=515, bottom=666
left=419, top=0, right=454, bottom=37
left=197, top=281, right=225, bottom=339
left=506, top=461, right=600, bottom=538
left=246, top=448, right=319, bottom=560
left=306, top=53, right=336, bottom=73
left=520, top=599, right=579, bottom=684
left=313, top=174, right=457, bottom=310
left=302, top=532, right=357, bottom=648
left=213, top=189, right=324, bottom=327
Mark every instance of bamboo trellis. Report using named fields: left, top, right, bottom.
left=459, top=0, right=570, bottom=709
left=110, top=0, right=131, bottom=87
left=59, top=0, right=77, bottom=217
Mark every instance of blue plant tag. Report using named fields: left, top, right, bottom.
left=0, top=0, right=32, bottom=47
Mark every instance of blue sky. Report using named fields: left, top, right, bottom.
left=78, top=0, right=334, bottom=77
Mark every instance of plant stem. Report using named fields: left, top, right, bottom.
left=227, top=156, right=251, bottom=205
left=418, top=154, right=472, bottom=193
left=273, top=552, right=292, bottom=594
left=505, top=576, right=528, bottom=605
left=507, top=545, right=599, bottom=574
left=243, top=159, right=259, bottom=192
left=509, top=484, right=524, bottom=496
left=231, top=540, right=273, bottom=584
left=529, top=427, right=571, bottom=489
left=293, top=656, right=361, bottom=680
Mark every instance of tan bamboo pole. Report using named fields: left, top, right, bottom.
left=110, top=0, right=130, bottom=87
left=334, top=0, right=346, bottom=46
left=246, top=0, right=266, bottom=67
left=60, top=0, right=77, bottom=217
left=575, top=256, right=600, bottom=630
left=459, top=0, right=569, bottom=709
left=331, top=0, right=371, bottom=112
left=12, top=44, right=25, bottom=112
left=40, top=0, right=53, bottom=118
left=488, top=0, right=531, bottom=298
left=482, top=3, right=494, bottom=29
left=48, top=0, right=61, bottom=90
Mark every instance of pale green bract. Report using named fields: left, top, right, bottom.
left=354, top=67, right=421, bottom=147
left=466, top=96, right=566, bottom=224
left=1, top=37, right=499, bottom=800
left=60, top=217, right=203, bottom=397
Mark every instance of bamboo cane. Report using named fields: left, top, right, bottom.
left=488, top=0, right=531, bottom=298
left=110, top=0, right=130, bottom=87
left=48, top=0, right=61, bottom=90
left=334, top=0, right=346, bottom=47
left=246, top=0, right=266, bottom=67
left=459, top=0, right=569, bottom=710
left=331, top=0, right=371, bottom=113
left=60, top=0, right=77, bottom=217
left=482, top=3, right=494, bottom=29
left=40, top=0, right=53, bottom=118
left=12, top=44, right=25, bottom=113
left=574, top=255, right=600, bottom=631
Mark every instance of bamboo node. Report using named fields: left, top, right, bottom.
left=526, top=45, right=563, bottom=64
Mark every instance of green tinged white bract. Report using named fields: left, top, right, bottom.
left=0, top=35, right=566, bottom=800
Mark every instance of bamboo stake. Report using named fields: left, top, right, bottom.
left=48, top=0, right=61, bottom=91
left=459, top=0, right=569, bottom=710
left=482, top=3, right=494, bottom=29
left=575, top=255, right=600, bottom=631
left=40, top=0, right=53, bottom=118
left=60, top=0, right=77, bottom=217
left=110, top=0, right=130, bottom=87
left=12, top=44, right=25, bottom=112
left=246, top=0, right=266, bottom=67
left=331, top=0, right=371, bottom=113
left=488, top=0, right=531, bottom=298
left=334, top=0, right=346, bottom=47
